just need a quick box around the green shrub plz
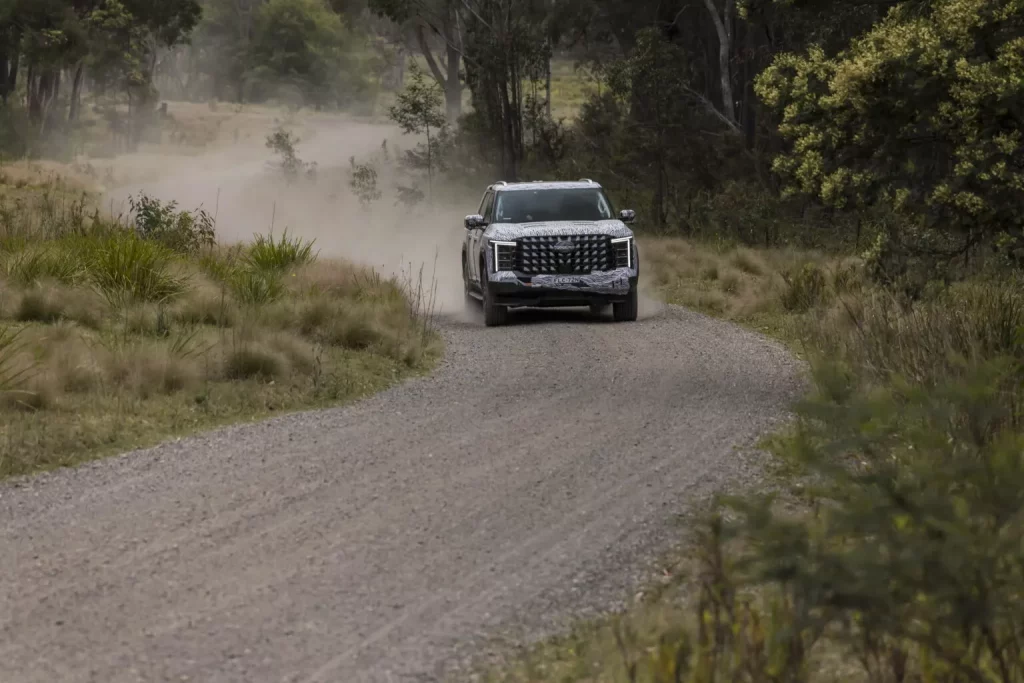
[128,193,216,254]
[231,268,284,305]
[3,246,83,286]
[720,283,1024,683]
[198,246,245,282]
[246,230,317,272]
[85,233,186,304]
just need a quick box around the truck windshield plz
[493,188,614,223]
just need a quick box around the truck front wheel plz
[613,288,638,322]
[481,271,508,327]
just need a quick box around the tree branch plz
[416,23,448,86]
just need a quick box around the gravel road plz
[0,304,801,683]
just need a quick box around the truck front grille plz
[517,235,613,275]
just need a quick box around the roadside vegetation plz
[0,173,440,479]
[3,0,1024,680]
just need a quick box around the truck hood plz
[485,220,634,241]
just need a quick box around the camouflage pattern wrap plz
[483,227,638,295]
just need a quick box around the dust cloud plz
[104,117,477,317]
[102,113,663,322]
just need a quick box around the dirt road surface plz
[0,304,800,683]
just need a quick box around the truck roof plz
[488,179,603,192]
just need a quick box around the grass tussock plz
[642,237,855,343]
[245,229,317,272]
[493,240,1024,683]
[0,175,440,479]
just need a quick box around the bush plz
[246,230,317,272]
[720,284,1024,683]
[84,233,186,304]
[128,193,216,255]
[3,246,83,286]
[231,268,284,305]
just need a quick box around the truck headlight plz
[611,236,633,269]
[491,240,517,272]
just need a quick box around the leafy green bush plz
[128,193,216,255]
[723,284,1024,683]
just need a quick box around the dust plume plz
[104,116,477,316]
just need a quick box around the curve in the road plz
[0,305,802,683]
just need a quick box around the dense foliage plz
[759,0,1024,265]
[0,0,200,151]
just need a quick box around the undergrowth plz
[489,239,1024,683]
[0,178,440,479]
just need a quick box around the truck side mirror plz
[465,214,486,230]
[619,209,636,224]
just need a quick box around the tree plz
[0,0,199,142]
[231,0,368,108]
[192,0,266,101]
[388,63,447,196]
[368,0,465,122]
[757,0,1024,260]
[580,28,733,231]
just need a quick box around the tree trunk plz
[27,65,42,125]
[69,62,86,123]
[702,0,737,125]
[0,33,20,103]
[499,70,518,181]
[545,48,552,118]
[445,40,462,122]
[416,22,462,123]
[395,46,406,89]
[0,53,8,103]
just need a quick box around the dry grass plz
[640,237,858,347]
[0,173,441,479]
[487,241,1024,683]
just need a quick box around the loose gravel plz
[0,304,802,683]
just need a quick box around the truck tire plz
[613,287,638,322]
[481,275,508,327]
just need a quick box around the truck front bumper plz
[487,268,638,308]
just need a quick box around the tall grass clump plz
[246,229,317,272]
[3,245,83,285]
[0,325,31,391]
[84,233,186,304]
